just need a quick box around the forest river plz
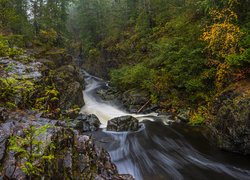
[80,71,250,180]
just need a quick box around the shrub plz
[189,106,208,125]
[0,35,24,57]
[9,125,55,178]
[110,64,152,90]
[34,86,61,119]
[0,76,35,108]
[38,28,58,46]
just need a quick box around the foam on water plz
[80,71,250,180]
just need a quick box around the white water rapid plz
[80,71,250,180]
[80,71,167,127]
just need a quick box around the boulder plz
[76,113,88,121]
[210,81,250,155]
[96,88,118,101]
[83,114,101,132]
[71,114,101,132]
[107,115,139,132]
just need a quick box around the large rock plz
[1,51,84,120]
[96,87,158,114]
[66,114,101,132]
[38,54,85,119]
[0,110,133,179]
[82,114,101,132]
[107,115,139,132]
[210,81,250,155]
[97,88,118,101]
[53,64,85,111]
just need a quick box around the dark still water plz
[91,121,250,180]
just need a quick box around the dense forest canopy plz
[0,0,250,124]
[0,0,72,46]
[68,0,250,124]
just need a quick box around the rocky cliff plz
[209,80,250,155]
[0,110,133,179]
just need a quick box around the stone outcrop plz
[37,51,85,114]
[0,50,85,119]
[97,87,159,114]
[58,114,101,132]
[107,115,140,132]
[0,110,134,179]
[209,80,250,155]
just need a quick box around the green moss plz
[0,76,35,108]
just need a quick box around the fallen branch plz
[137,99,151,113]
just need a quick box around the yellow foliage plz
[39,28,57,40]
[201,2,243,59]
[38,28,58,46]
[216,62,230,90]
[201,0,243,90]
[189,106,209,125]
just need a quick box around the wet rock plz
[58,81,84,110]
[119,174,135,180]
[76,113,88,121]
[0,107,8,122]
[0,129,8,162]
[72,119,85,130]
[210,81,250,155]
[122,89,149,113]
[0,110,133,179]
[52,64,85,112]
[82,114,101,132]
[176,109,190,123]
[144,105,159,113]
[36,51,85,118]
[107,115,139,132]
[97,88,118,101]
[59,114,101,132]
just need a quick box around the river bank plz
[92,76,250,156]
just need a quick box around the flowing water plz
[80,71,250,180]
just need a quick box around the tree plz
[201,0,243,89]
[201,0,243,59]
[0,0,20,33]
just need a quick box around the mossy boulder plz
[210,80,250,155]
[107,115,140,132]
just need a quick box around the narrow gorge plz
[0,0,250,179]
